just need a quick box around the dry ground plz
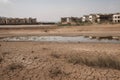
[0,24,120,80]
[0,42,120,80]
[0,24,120,37]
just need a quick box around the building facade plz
[82,14,98,23]
[82,14,116,24]
[97,14,113,23]
[82,15,89,22]
[88,14,99,23]
[112,13,120,23]
[61,17,82,25]
[0,17,37,25]
[61,13,120,25]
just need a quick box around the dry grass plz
[50,53,61,58]
[0,55,3,63]
[49,66,62,77]
[2,52,10,56]
[66,53,120,70]
[44,30,49,32]
[7,63,24,71]
[0,52,10,63]
[49,66,69,78]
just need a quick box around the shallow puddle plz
[0,36,120,43]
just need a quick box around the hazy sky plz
[0,0,120,22]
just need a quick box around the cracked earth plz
[0,42,120,80]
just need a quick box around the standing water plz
[0,36,120,43]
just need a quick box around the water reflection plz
[0,36,120,43]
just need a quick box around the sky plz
[0,0,120,22]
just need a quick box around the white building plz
[89,15,93,22]
[88,14,98,23]
[82,14,98,23]
[113,13,120,23]
[96,14,100,23]
[61,17,82,25]
[82,15,89,22]
[82,16,86,22]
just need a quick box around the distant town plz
[0,12,120,25]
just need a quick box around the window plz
[118,20,120,22]
[115,20,117,23]
[115,16,117,18]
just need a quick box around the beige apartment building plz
[0,17,37,25]
[113,13,120,23]
[61,17,82,25]
[82,13,120,24]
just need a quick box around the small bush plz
[7,63,24,71]
[50,53,61,58]
[96,56,120,70]
[31,51,34,53]
[67,54,120,70]
[67,54,83,65]
[0,52,10,63]
[2,52,10,57]
[33,56,39,59]
[49,66,69,79]
[49,67,62,77]
[42,47,48,50]
[44,30,48,32]
[0,56,3,63]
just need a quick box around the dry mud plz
[0,42,120,80]
[0,24,120,37]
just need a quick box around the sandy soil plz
[0,42,120,80]
[0,24,120,37]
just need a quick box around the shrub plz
[42,47,48,50]
[44,30,48,32]
[50,53,61,58]
[7,63,24,71]
[49,67,62,77]
[31,51,34,53]
[2,52,10,57]
[0,55,3,63]
[67,54,120,70]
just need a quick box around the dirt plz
[0,24,120,80]
[0,24,120,37]
[0,42,120,80]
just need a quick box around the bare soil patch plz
[0,42,120,80]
